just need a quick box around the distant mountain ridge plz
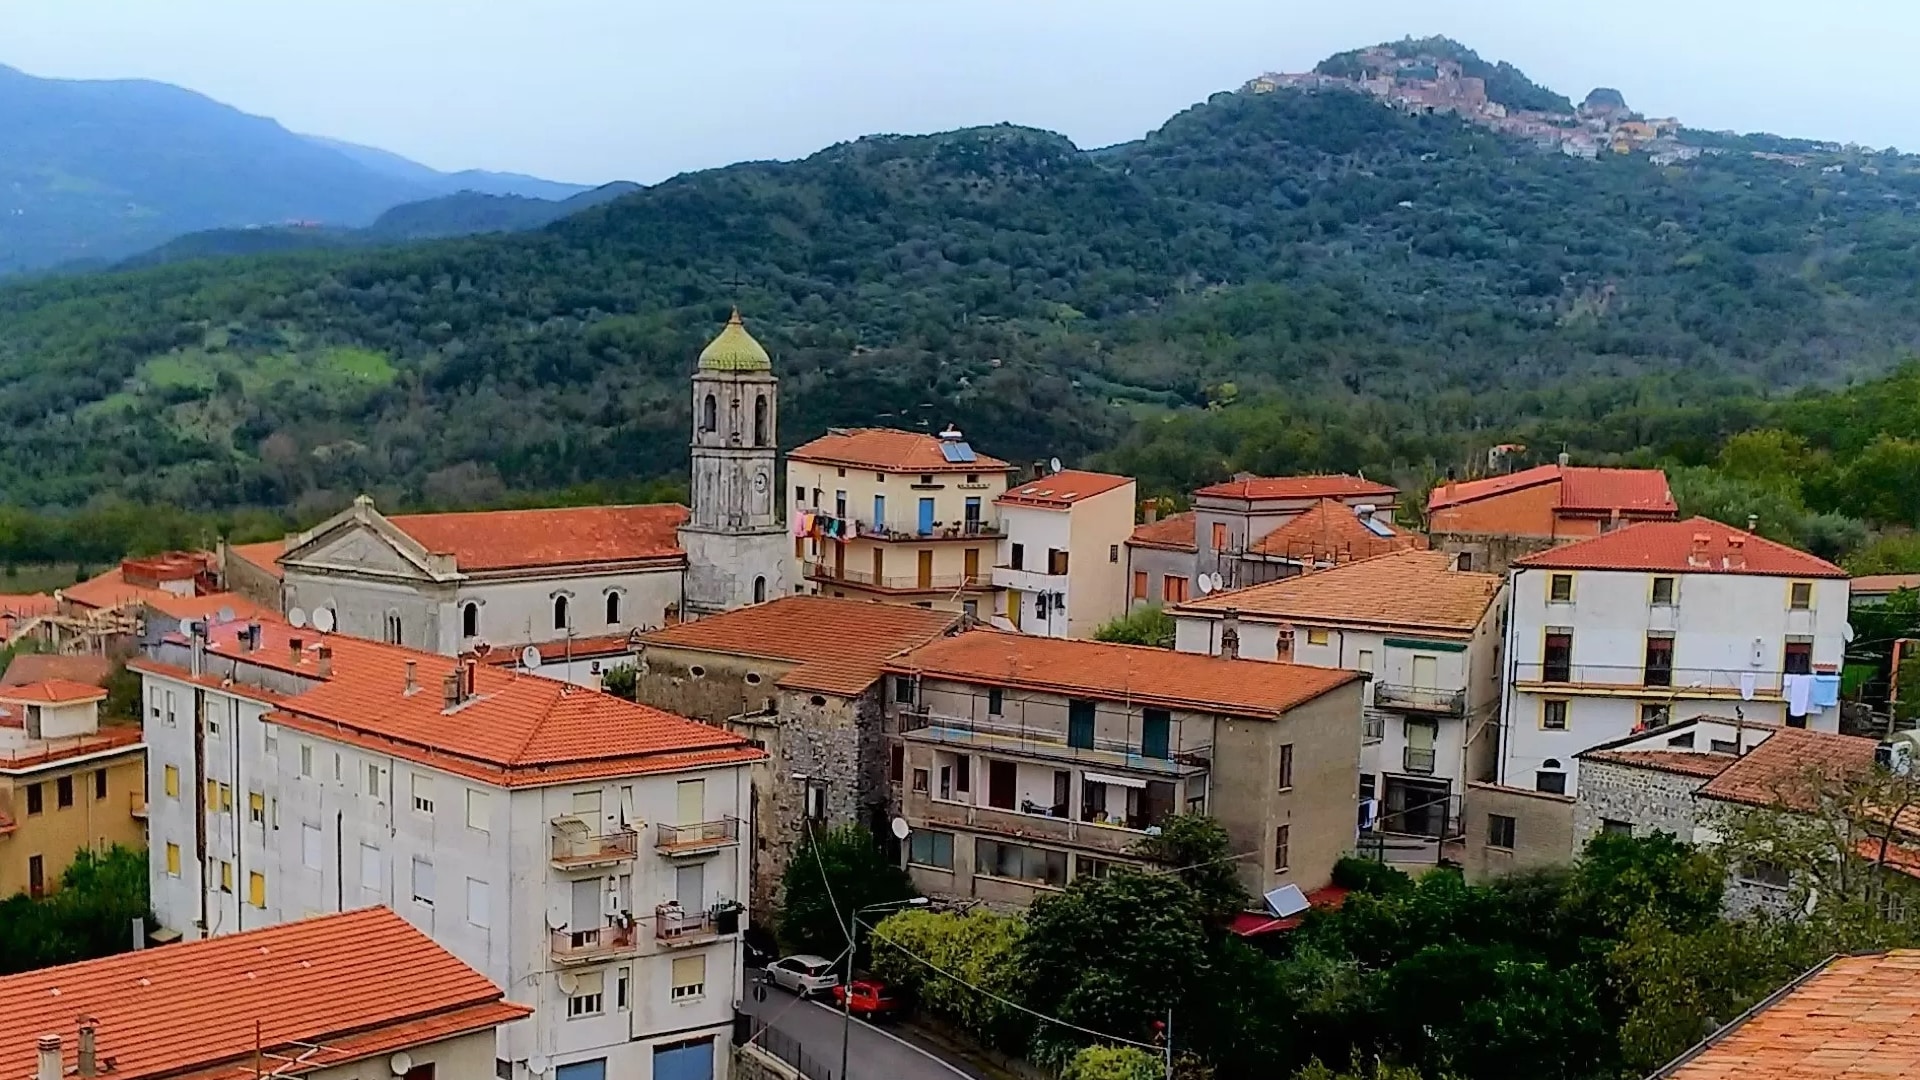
[0,63,596,274]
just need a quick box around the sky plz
[1,1,1911,185]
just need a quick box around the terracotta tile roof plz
[997,470,1133,509]
[0,907,529,1080]
[1127,511,1197,553]
[1697,726,1880,813]
[386,504,689,572]
[1514,517,1846,578]
[1173,550,1502,636]
[132,617,763,788]
[144,590,276,624]
[1425,463,1674,515]
[0,592,56,636]
[643,595,960,696]
[225,540,287,581]
[1245,499,1424,563]
[0,653,112,688]
[60,567,183,611]
[1193,474,1398,502]
[1852,574,1920,596]
[0,679,109,704]
[789,428,1010,473]
[1580,748,1738,780]
[885,629,1362,719]
[1657,951,1920,1079]
[1426,463,1561,510]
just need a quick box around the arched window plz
[701,394,717,433]
[461,602,478,639]
[606,592,621,626]
[553,595,570,631]
[753,394,769,447]
[753,576,767,604]
[384,610,403,645]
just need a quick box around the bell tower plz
[679,309,789,616]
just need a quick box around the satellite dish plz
[215,606,234,625]
[545,903,566,930]
[556,971,579,995]
[1844,622,1857,644]
[388,1052,414,1077]
[890,816,911,840]
[287,607,308,629]
[1196,576,1213,595]
[528,1056,551,1075]
[521,645,543,670]
[1048,457,1062,474]
[1210,573,1225,593]
[312,608,336,634]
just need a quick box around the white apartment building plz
[135,617,763,1080]
[1172,549,1505,839]
[1500,517,1848,795]
[992,469,1136,638]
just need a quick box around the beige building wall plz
[309,1027,501,1080]
[0,749,146,897]
[1065,483,1137,638]
[790,459,1007,614]
[1210,683,1363,897]
[1458,781,1575,883]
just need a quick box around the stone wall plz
[1572,760,1704,848]
[1459,781,1575,883]
[734,1044,805,1080]
[1428,531,1559,577]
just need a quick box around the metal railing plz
[1403,746,1437,775]
[655,817,740,854]
[747,1018,833,1080]
[549,922,638,963]
[550,827,639,866]
[1373,683,1467,717]
[802,562,987,592]
[808,515,1003,543]
[654,904,733,945]
[897,708,1212,770]
[910,790,1165,855]
[1362,711,1386,745]
[1513,662,1789,696]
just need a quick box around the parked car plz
[763,954,840,998]
[832,978,905,1020]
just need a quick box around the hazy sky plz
[2,1,1909,185]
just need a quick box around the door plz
[918,550,934,589]
[965,497,982,530]
[964,548,980,584]
[988,760,1016,809]
[1052,771,1071,816]
[675,862,704,911]
[919,497,936,535]
[556,1061,608,1080]
[872,548,885,584]
[1068,700,1096,749]
[873,495,886,530]
[833,539,845,578]
[1006,589,1021,629]
[653,1039,715,1080]
[27,855,43,898]
[1412,655,1438,690]
[1141,708,1171,759]
[570,878,600,938]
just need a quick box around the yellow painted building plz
[789,427,1010,615]
[0,681,145,898]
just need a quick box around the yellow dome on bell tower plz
[697,308,772,372]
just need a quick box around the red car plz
[831,978,905,1019]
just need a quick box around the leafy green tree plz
[600,664,638,701]
[1846,532,1920,575]
[1130,814,1245,921]
[1329,856,1413,897]
[1293,1056,1437,1080]
[1095,606,1176,649]
[1563,831,1722,938]
[870,908,1030,1052]
[1062,1045,1163,1080]
[0,845,151,975]
[777,824,912,958]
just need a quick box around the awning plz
[1082,771,1146,790]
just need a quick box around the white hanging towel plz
[1785,673,1814,717]
[1739,671,1757,701]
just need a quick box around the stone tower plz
[679,309,789,616]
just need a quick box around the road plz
[740,979,987,1080]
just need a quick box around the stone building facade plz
[1570,756,1710,848]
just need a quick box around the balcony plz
[809,515,1003,543]
[803,562,990,594]
[907,789,1150,858]
[1372,683,1466,717]
[991,564,1069,594]
[654,903,740,948]
[1402,746,1437,775]
[550,819,639,870]
[897,708,1210,776]
[1362,711,1386,745]
[1512,663,1787,701]
[655,817,740,857]
[130,791,148,820]
[550,922,639,965]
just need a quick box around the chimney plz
[1726,535,1747,570]
[36,1035,60,1080]
[404,660,418,695]
[189,620,207,678]
[1747,513,1759,534]
[78,1019,96,1078]
[463,657,478,698]
[1031,460,1047,481]
[442,671,462,710]
[289,637,304,665]
[1142,499,1160,525]
[243,622,261,652]
[315,645,333,677]
[1557,451,1570,468]
[1220,608,1241,662]
[1688,532,1711,567]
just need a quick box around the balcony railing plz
[1362,711,1386,745]
[1403,746,1437,775]
[550,922,639,965]
[1372,683,1467,717]
[655,817,740,856]
[1512,663,1791,698]
[654,904,740,947]
[897,708,1211,772]
[908,791,1154,857]
[809,515,1004,542]
[803,562,989,593]
[550,825,639,869]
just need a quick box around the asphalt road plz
[740,980,986,1080]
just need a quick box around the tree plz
[1062,1045,1163,1080]
[600,664,638,701]
[0,845,151,975]
[870,908,1030,1052]
[1130,814,1245,921]
[777,823,913,959]
[1563,831,1722,938]
[1294,1057,1434,1080]
[1095,606,1176,649]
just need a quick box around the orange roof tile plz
[0,592,57,635]
[1697,726,1880,813]
[643,595,959,696]
[225,540,287,581]
[60,567,184,611]
[0,907,529,1080]
[144,590,276,623]
[885,629,1362,719]
[1426,463,1562,510]
[1127,511,1197,553]
[1245,499,1424,563]
[1852,574,1920,596]
[1193,474,1398,502]
[1515,517,1846,578]
[387,504,688,572]
[1580,747,1738,780]
[1174,550,1502,636]
[789,428,1011,474]
[132,617,763,788]
[1658,951,1920,1079]
[0,653,112,688]
[1425,463,1673,515]
[0,679,109,704]
[997,470,1133,509]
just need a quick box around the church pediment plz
[278,496,459,583]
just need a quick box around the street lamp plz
[841,897,929,1079]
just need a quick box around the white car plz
[764,954,840,998]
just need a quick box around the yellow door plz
[1006,590,1021,629]
[872,548,885,584]
[918,550,934,589]
[963,548,979,584]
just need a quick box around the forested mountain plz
[6,45,1920,544]
[0,64,590,273]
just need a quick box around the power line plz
[803,814,853,947]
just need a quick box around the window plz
[912,768,929,793]
[1789,581,1813,610]
[412,857,434,905]
[24,783,41,815]
[1548,573,1574,603]
[754,576,767,603]
[553,595,570,631]
[1741,859,1791,889]
[1536,769,1567,795]
[700,393,717,433]
[1047,549,1069,575]
[753,394,769,446]
[1710,738,1740,755]
[1273,825,1291,871]
[1643,635,1674,687]
[889,744,904,785]
[1076,855,1117,881]
[909,829,955,870]
[462,602,479,638]
[1602,819,1633,838]
[1306,629,1329,647]
[163,765,179,799]
[1784,640,1814,676]
[616,966,631,1010]
[1456,551,1473,572]
[467,877,490,929]
[411,774,434,815]
[220,861,234,893]
[360,844,381,890]
[672,955,707,1001]
[1277,743,1295,790]
[27,855,42,899]
[248,791,265,825]
[1132,571,1148,600]
[205,699,220,738]
[1488,814,1516,849]
[1651,576,1676,605]
[466,789,490,832]
[1542,632,1573,683]
[164,842,181,877]
[835,489,847,518]
[1109,544,1120,563]
[302,823,323,869]
[1010,543,1025,570]
[367,763,381,797]
[299,744,313,777]
[894,676,915,704]
[1211,522,1229,550]
[567,970,605,1017]
[1640,703,1670,728]
[974,838,1068,887]
[332,753,341,783]
[605,591,621,626]
[247,870,266,908]
[1163,576,1189,603]
[1666,731,1696,749]
[383,611,402,645]
[987,688,1004,715]
[263,724,277,756]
